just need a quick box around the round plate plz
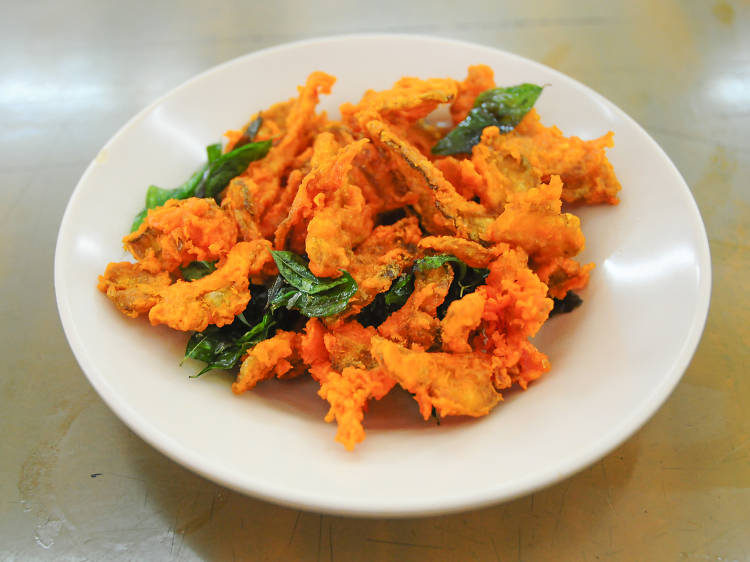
[55,34,711,517]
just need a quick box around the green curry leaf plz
[432,83,543,155]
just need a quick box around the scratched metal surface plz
[1,1,748,560]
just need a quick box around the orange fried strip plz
[229,72,335,230]
[470,125,541,213]
[473,246,553,388]
[366,120,493,240]
[316,364,395,451]
[440,291,486,354]
[341,76,458,131]
[418,236,495,268]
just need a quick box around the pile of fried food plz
[98,65,620,450]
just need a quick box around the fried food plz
[100,67,622,450]
[370,336,503,420]
[377,264,453,350]
[232,331,302,394]
[97,262,172,318]
[124,197,238,273]
[487,108,621,205]
[148,240,271,332]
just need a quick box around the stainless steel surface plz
[2,1,748,560]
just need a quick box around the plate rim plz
[54,32,712,517]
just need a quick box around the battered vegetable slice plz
[487,108,621,205]
[124,198,238,274]
[232,330,303,394]
[148,240,273,332]
[371,336,503,420]
[485,175,593,298]
[377,264,453,350]
[343,217,422,318]
[97,262,171,318]
[366,119,493,239]
[473,246,553,389]
[222,71,336,240]
[341,76,459,131]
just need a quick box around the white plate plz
[55,34,711,517]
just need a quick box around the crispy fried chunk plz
[370,336,503,420]
[489,109,621,205]
[440,291,486,354]
[343,217,422,316]
[148,241,268,332]
[378,264,454,350]
[124,198,238,273]
[366,120,493,239]
[97,262,171,318]
[418,236,495,268]
[232,331,301,394]
[473,246,553,388]
[485,176,585,263]
[341,76,459,131]
[316,364,395,451]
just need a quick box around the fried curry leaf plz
[179,260,217,281]
[195,139,272,199]
[357,273,415,328]
[206,142,223,163]
[184,284,282,376]
[270,251,358,317]
[550,291,583,316]
[130,139,271,232]
[432,83,543,155]
[246,113,263,141]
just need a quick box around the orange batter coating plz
[440,291,486,354]
[450,64,496,124]
[97,262,172,318]
[370,336,504,420]
[148,240,271,332]
[487,109,621,205]
[469,125,541,213]
[341,76,458,132]
[473,246,553,389]
[100,67,622,451]
[342,217,422,317]
[377,264,453,350]
[299,319,396,450]
[124,198,238,273]
[232,331,302,394]
[366,120,494,240]
[316,364,395,451]
[418,236,495,268]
